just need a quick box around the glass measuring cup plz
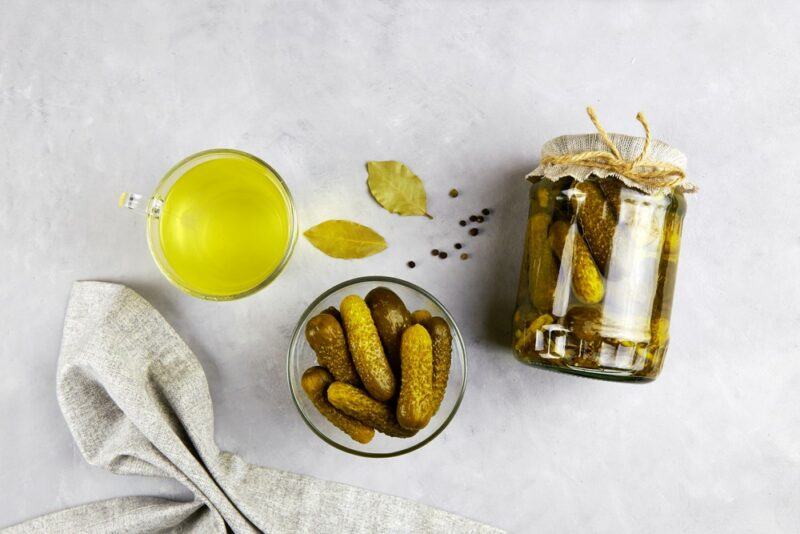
[120,148,297,301]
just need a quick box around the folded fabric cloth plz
[6,282,500,534]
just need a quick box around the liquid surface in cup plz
[155,154,291,298]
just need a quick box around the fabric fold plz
[6,281,500,534]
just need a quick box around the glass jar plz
[512,176,686,382]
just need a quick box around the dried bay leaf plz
[304,220,388,259]
[366,160,432,219]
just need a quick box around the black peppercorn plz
[438,251,448,259]
[454,243,462,249]
[476,216,484,223]
[469,215,478,222]
[407,261,416,268]
[481,208,490,215]
[431,249,439,256]
[459,220,467,226]
[469,228,479,236]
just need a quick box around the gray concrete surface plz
[1,1,798,532]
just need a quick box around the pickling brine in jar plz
[512,108,695,382]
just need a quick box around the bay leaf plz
[367,160,432,219]
[303,220,388,259]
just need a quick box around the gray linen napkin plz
[6,281,500,534]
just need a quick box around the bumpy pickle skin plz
[527,186,559,312]
[327,382,417,438]
[649,263,676,347]
[410,309,432,324]
[597,178,623,219]
[305,313,361,386]
[340,295,396,401]
[648,193,684,349]
[397,325,434,430]
[571,181,616,274]
[549,220,605,304]
[515,240,531,304]
[422,317,452,416]
[365,287,412,374]
[661,202,684,261]
[301,367,375,444]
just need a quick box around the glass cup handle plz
[118,192,163,218]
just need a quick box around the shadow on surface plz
[477,163,532,354]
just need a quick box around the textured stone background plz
[1,1,798,532]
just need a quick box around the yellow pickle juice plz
[512,108,696,382]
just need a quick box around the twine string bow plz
[540,107,686,190]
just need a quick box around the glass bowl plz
[287,276,467,457]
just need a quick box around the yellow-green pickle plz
[301,286,454,444]
[513,177,686,381]
[513,108,695,382]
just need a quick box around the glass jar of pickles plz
[512,109,695,382]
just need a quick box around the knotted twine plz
[528,107,697,195]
